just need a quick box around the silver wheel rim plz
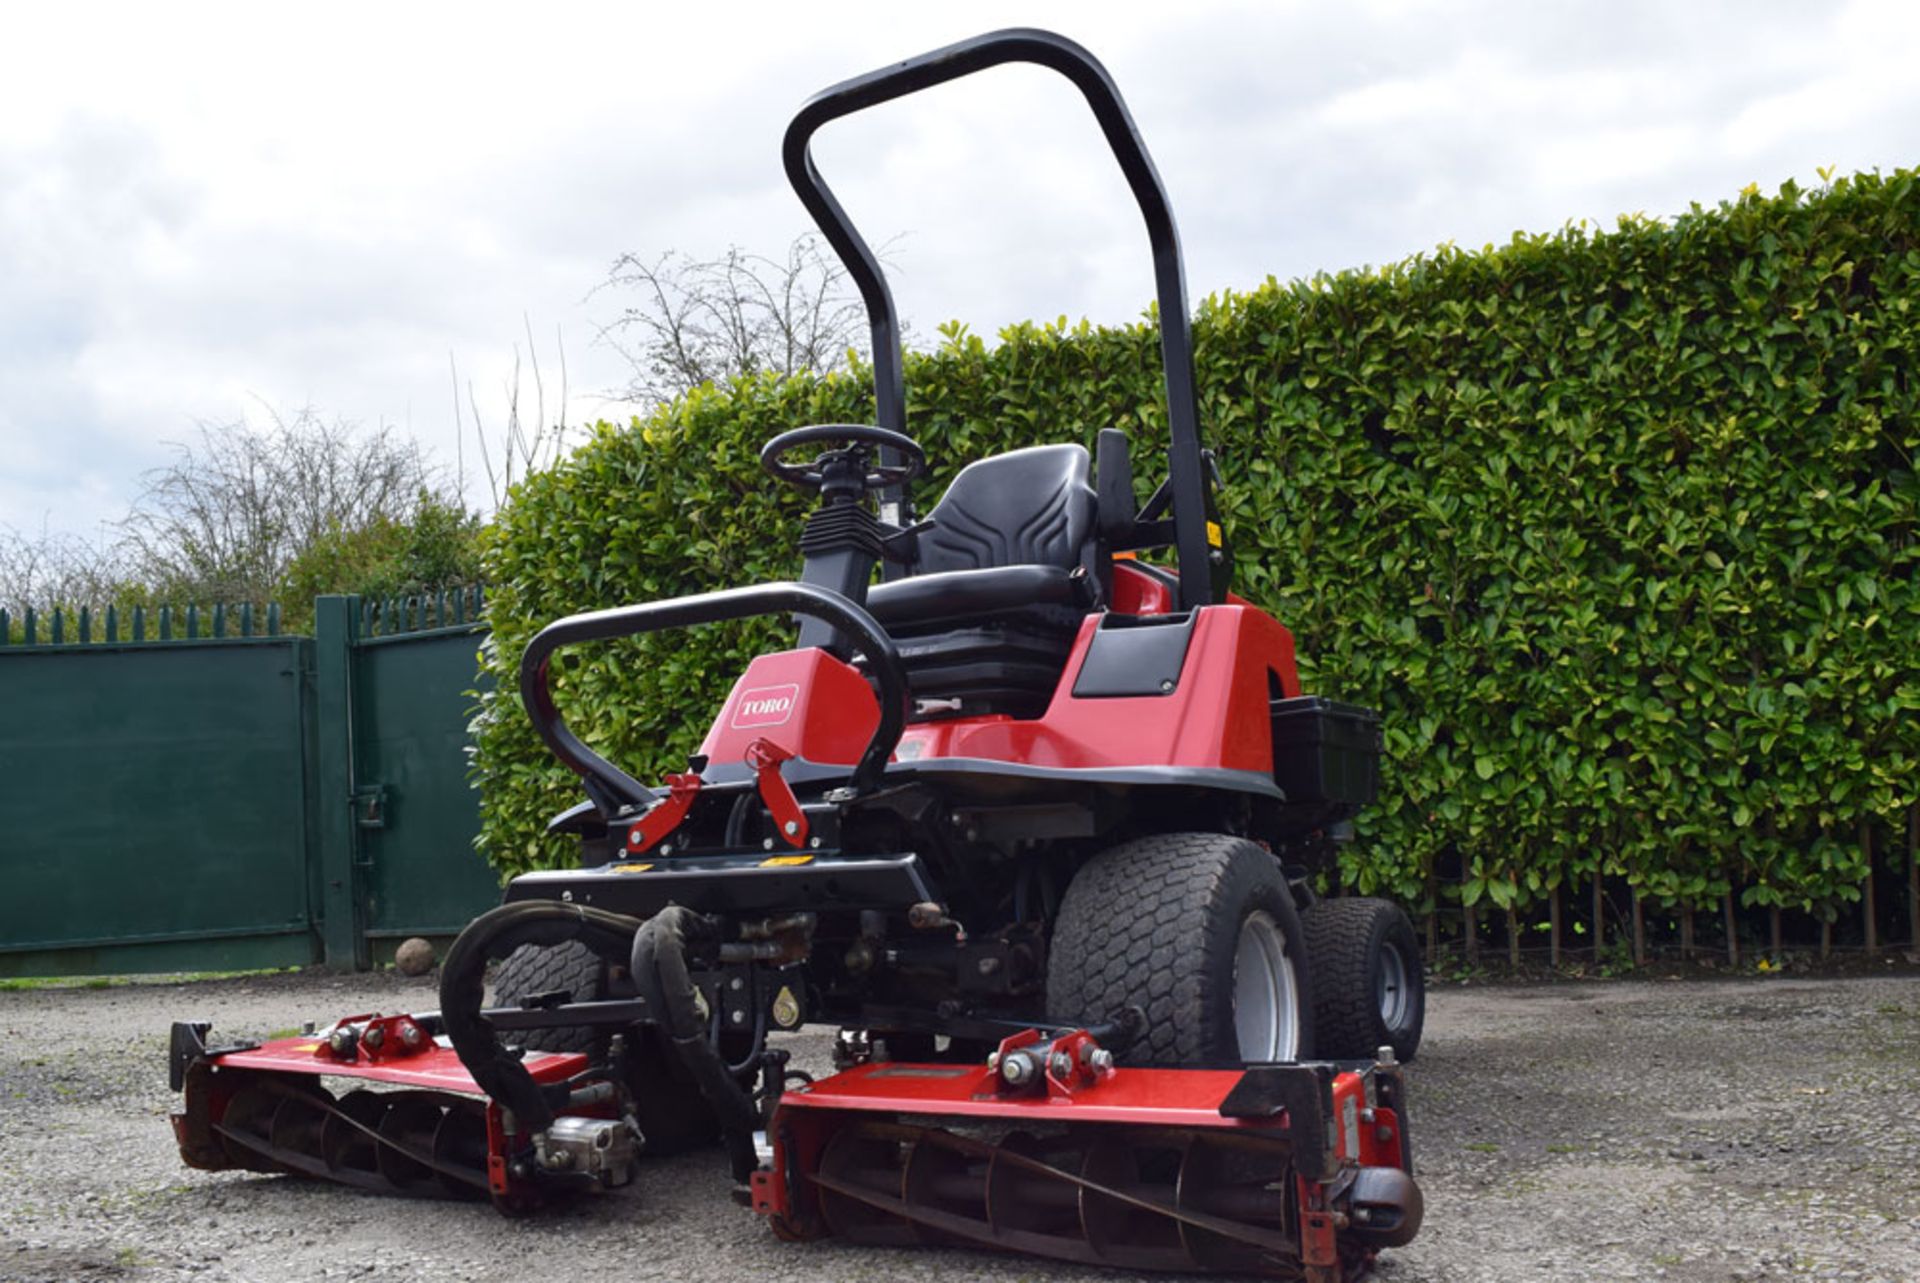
[1233,910,1300,1061]
[1377,940,1410,1033]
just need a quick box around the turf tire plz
[1301,897,1425,1061]
[1046,832,1315,1066]
[490,940,606,1054]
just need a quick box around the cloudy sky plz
[4,0,1915,545]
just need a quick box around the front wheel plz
[1046,833,1314,1066]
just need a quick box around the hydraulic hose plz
[439,900,646,1134]
[630,905,762,1182]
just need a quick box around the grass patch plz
[0,976,126,992]
[0,967,302,991]
[1464,1142,1501,1153]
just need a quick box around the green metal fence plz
[0,590,499,976]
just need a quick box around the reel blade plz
[803,1118,1310,1277]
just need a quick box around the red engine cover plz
[698,647,880,766]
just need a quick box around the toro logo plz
[731,684,799,729]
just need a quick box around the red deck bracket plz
[313,1012,434,1064]
[745,737,808,848]
[988,1027,1112,1099]
[625,771,703,853]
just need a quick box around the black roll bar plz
[519,582,909,813]
[783,27,1223,611]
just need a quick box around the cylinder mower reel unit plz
[168,27,1426,1281]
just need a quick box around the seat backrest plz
[918,444,1098,575]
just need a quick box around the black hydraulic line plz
[438,901,648,1134]
[783,28,1225,610]
[629,906,762,1182]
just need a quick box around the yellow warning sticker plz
[1206,520,1223,547]
[760,854,815,867]
[609,862,654,874]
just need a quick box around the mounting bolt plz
[731,1011,747,1026]
[560,890,574,902]
[784,820,800,836]
[658,844,673,857]
[1089,1048,1115,1074]
[1049,1052,1073,1079]
[809,836,822,849]
[1000,1052,1034,1086]
[730,976,745,991]
[1376,1045,1398,1067]
[1160,679,1176,693]
[976,956,1001,976]
[986,1052,1001,1071]
[763,838,776,850]
[629,828,644,846]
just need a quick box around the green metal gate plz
[322,596,500,969]
[0,592,501,977]
[0,634,315,976]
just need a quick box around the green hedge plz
[475,171,1920,934]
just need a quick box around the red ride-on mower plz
[171,29,1424,1280]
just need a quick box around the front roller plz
[751,1025,1423,1281]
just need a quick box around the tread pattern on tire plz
[489,941,605,1055]
[1046,832,1307,1067]
[1301,896,1424,1061]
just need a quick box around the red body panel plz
[896,605,1299,774]
[781,1058,1296,1130]
[693,581,1302,780]
[205,1035,586,1094]
[698,646,881,766]
[1109,559,1178,615]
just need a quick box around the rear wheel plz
[490,941,721,1154]
[1046,833,1314,1066]
[1301,897,1425,1061]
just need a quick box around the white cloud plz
[1,0,1914,543]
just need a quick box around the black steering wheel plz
[759,424,927,495]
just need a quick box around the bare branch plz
[115,408,455,605]
[592,232,891,406]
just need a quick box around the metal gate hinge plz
[352,787,388,829]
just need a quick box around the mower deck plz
[172,1014,1419,1281]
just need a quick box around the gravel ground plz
[2,968,1917,1283]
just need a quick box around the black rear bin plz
[1270,697,1381,806]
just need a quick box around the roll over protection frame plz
[519,581,909,816]
[782,27,1227,610]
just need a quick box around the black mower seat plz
[864,444,1102,717]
